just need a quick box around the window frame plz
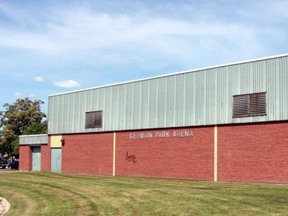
[85,110,103,129]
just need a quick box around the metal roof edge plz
[19,134,48,138]
[49,53,288,97]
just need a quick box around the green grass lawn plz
[1,172,288,216]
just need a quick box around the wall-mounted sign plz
[129,129,193,139]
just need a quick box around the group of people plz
[0,154,18,168]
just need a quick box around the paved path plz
[0,197,10,216]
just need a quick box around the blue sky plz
[0,0,288,113]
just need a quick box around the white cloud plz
[34,76,44,82]
[0,1,287,77]
[14,92,22,97]
[0,3,259,58]
[29,94,36,98]
[54,80,80,88]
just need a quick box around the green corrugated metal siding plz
[19,134,48,145]
[48,54,288,134]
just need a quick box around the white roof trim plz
[19,134,48,138]
[49,53,288,97]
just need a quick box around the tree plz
[0,98,47,155]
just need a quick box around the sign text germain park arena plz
[129,129,193,139]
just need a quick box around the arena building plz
[19,54,288,184]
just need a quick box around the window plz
[233,92,266,118]
[85,111,103,128]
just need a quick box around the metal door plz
[31,146,41,171]
[51,148,62,173]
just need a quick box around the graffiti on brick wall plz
[126,152,137,164]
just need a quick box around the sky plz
[0,0,288,113]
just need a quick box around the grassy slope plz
[0,172,288,216]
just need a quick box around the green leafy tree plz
[0,98,47,155]
[23,120,48,135]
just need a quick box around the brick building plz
[19,54,288,184]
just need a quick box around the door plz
[31,146,41,171]
[51,148,62,173]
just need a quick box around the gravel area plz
[0,197,10,216]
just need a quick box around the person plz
[7,156,13,168]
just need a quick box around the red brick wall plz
[16,121,286,183]
[61,133,113,175]
[116,127,214,180]
[19,144,48,171]
[218,122,288,184]
[41,144,51,172]
[19,145,31,170]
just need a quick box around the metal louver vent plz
[233,92,266,118]
[85,111,103,129]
